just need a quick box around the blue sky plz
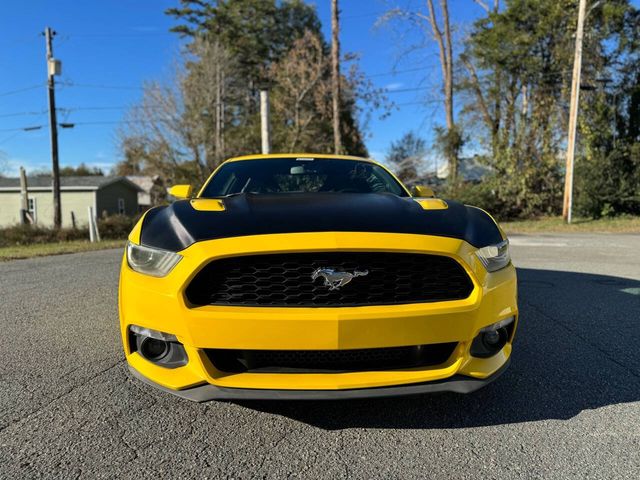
[1,0,629,176]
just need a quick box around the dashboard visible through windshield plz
[200,158,408,197]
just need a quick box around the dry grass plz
[2,215,638,261]
[0,240,125,261]
[500,215,640,234]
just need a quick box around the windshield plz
[200,158,408,197]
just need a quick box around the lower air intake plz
[206,343,458,373]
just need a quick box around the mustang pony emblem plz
[311,268,369,291]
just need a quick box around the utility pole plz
[331,0,342,154]
[44,27,62,229]
[260,89,271,154]
[562,0,587,224]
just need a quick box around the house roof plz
[126,175,158,206]
[0,176,143,192]
[126,175,156,193]
[436,156,492,181]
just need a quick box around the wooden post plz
[88,206,96,242]
[562,0,587,224]
[260,89,271,154]
[19,167,32,224]
[94,214,101,242]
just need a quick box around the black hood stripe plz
[140,192,503,251]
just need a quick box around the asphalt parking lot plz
[1,233,639,479]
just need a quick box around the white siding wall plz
[0,192,22,226]
[0,190,96,228]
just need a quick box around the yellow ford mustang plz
[120,154,517,401]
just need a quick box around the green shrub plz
[97,214,139,240]
[574,143,640,218]
[0,224,88,247]
[440,181,507,217]
[0,214,139,247]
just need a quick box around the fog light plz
[128,325,188,368]
[140,337,170,361]
[483,330,501,346]
[470,317,515,358]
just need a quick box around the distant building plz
[126,175,166,211]
[437,156,492,182]
[0,176,142,228]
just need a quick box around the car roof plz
[224,153,379,165]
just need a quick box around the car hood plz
[139,192,503,251]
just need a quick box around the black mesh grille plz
[185,252,473,307]
[206,343,458,373]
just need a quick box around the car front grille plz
[206,343,458,373]
[185,252,473,307]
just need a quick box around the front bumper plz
[129,358,511,401]
[119,231,518,400]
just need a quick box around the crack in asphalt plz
[524,299,640,380]
[335,432,351,479]
[0,360,125,434]
[257,430,290,472]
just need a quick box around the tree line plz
[383,0,640,219]
[116,0,640,219]
[115,0,387,186]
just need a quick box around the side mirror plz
[410,185,435,198]
[168,184,193,200]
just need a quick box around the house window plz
[117,198,126,215]
[27,197,37,224]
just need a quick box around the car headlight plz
[475,239,510,272]
[126,241,182,277]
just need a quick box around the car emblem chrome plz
[311,268,369,291]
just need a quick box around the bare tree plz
[118,39,238,184]
[270,31,331,151]
[118,77,203,183]
[386,131,428,183]
[472,0,499,13]
[379,1,460,183]
[183,38,238,166]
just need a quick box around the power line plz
[368,65,440,78]
[381,86,436,94]
[0,105,163,119]
[0,125,45,133]
[66,120,149,126]
[61,106,132,111]
[0,84,44,97]
[0,110,47,118]
[0,132,20,145]
[66,32,170,38]
[342,10,386,20]
[0,118,154,133]
[394,100,442,106]
[58,81,143,91]
[59,105,163,112]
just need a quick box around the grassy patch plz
[500,215,640,234]
[0,240,125,261]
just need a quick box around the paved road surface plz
[1,234,639,479]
